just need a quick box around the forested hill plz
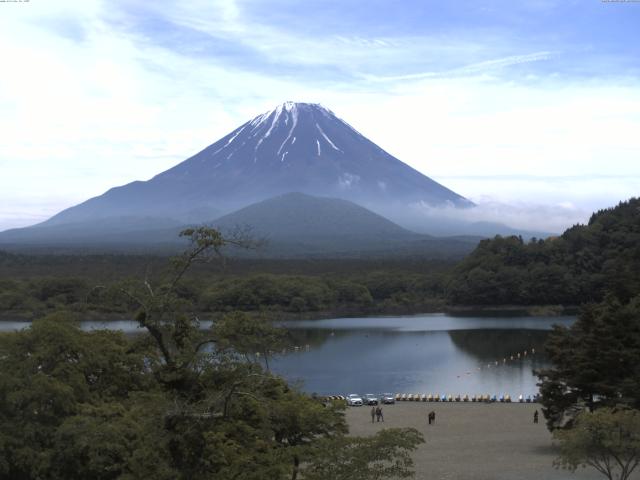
[446,198,640,306]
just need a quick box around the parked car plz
[363,394,379,405]
[381,393,396,404]
[346,394,363,406]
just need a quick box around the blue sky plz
[0,0,639,232]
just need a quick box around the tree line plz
[447,198,640,307]
[0,270,448,319]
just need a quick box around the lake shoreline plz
[0,303,579,322]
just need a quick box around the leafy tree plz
[537,294,640,429]
[554,408,640,480]
[0,313,155,480]
[302,428,424,480]
[211,311,287,371]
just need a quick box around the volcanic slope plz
[38,102,471,227]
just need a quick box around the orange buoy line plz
[452,348,537,380]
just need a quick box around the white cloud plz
[409,175,640,233]
[363,51,557,82]
[411,200,589,235]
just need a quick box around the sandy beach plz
[345,402,624,480]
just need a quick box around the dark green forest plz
[0,255,451,320]
[447,198,640,307]
[1,198,639,319]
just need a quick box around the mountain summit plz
[42,102,471,227]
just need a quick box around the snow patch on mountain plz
[277,107,299,154]
[316,123,342,152]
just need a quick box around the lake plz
[272,314,574,398]
[0,313,573,398]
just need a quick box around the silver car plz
[381,393,396,404]
[346,394,363,406]
[363,394,379,405]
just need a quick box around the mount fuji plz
[36,102,471,227]
[0,102,486,253]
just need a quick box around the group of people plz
[368,406,540,426]
[370,406,384,422]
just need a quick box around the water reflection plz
[272,315,573,397]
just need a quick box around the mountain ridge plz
[0,192,480,258]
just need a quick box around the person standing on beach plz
[533,410,539,424]
[376,406,383,422]
[371,406,376,423]
[428,411,435,425]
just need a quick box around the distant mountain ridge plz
[0,192,479,258]
[213,192,415,239]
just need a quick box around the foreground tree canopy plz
[554,408,640,480]
[0,228,424,480]
[537,294,640,429]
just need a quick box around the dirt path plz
[346,402,619,480]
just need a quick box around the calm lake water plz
[273,314,575,398]
[0,314,574,398]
